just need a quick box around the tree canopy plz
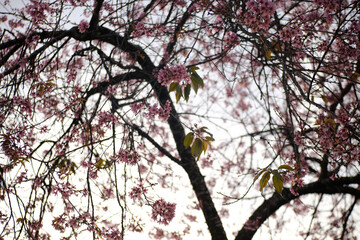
[1,0,360,239]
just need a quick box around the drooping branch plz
[235,175,360,240]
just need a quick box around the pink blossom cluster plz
[0,15,7,23]
[100,226,123,240]
[97,111,118,128]
[111,149,140,165]
[314,0,342,13]
[130,102,144,114]
[26,0,52,26]
[67,67,77,83]
[157,64,190,86]
[316,121,336,150]
[279,27,302,43]
[79,160,100,180]
[52,182,78,200]
[129,183,147,201]
[144,100,171,121]
[78,19,90,33]
[132,22,146,38]
[13,96,32,115]
[8,19,24,29]
[151,199,176,225]
[15,171,28,184]
[132,21,168,38]
[52,212,92,234]
[101,186,114,200]
[243,0,276,32]
[1,133,31,160]
[224,31,240,50]
[63,0,89,7]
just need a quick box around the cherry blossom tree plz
[1,0,360,239]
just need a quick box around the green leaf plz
[175,84,182,103]
[192,72,204,88]
[205,136,214,142]
[191,138,203,157]
[259,171,270,191]
[95,158,104,169]
[184,84,191,101]
[202,140,208,153]
[70,162,78,174]
[253,168,267,183]
[191,75,199,93]
[184,132,194,148]
[189,66,199,72]
[278,164,294,171]
[169,82,178,92]
[272,170,284,194]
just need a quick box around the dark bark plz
[89,0,104,31]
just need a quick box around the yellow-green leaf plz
[278,164,294,171]
[175,85,182,103]
[169,82,178,92]
[194,72,204,88]
[253,168,268,183]
[95,158,104,169]
[191,138,203,157]
[189,66,199,72]
[202,140,208,153]
[265,49,271,60]
[191,75,199,93]
[205,136,214,142]
[70,162,78,174]
[259,171,270,191]
[184,132,194,148]
[272,170,284,194]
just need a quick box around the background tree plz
[1,0,360,239]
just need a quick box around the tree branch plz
[89,0,104,31]
[235,175,360,240]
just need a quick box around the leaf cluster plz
[184,127,214,161]
[254,165,294,194]
[169,66,204,102]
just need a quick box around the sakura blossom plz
[151,199,176,225]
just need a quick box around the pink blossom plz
[101,226,123,240]
[26,0,52,26]
[67,68,77,82]
[78,19,90,33]
[112,149,140,165]
[151,199,176,225]
[158,101,171,121]
[157,65,190,86]
[143,100,171,121]
[101,186,114,200]
[130,102,144,114]
[15,171,28,184]
[97,111,117,128]
[133,21,145,38]
[129,183,147,201]
[52,182,77,200]
[224,31,240,49]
